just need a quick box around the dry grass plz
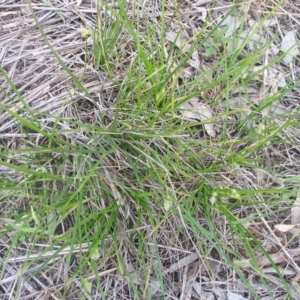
[1,0,300,299]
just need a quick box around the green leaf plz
[0,160,63,181]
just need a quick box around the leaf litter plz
[179,97,216,137]
[280,30,299,65]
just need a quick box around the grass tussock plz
[1,0,300,299]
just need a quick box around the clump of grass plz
[1,0,300,298]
